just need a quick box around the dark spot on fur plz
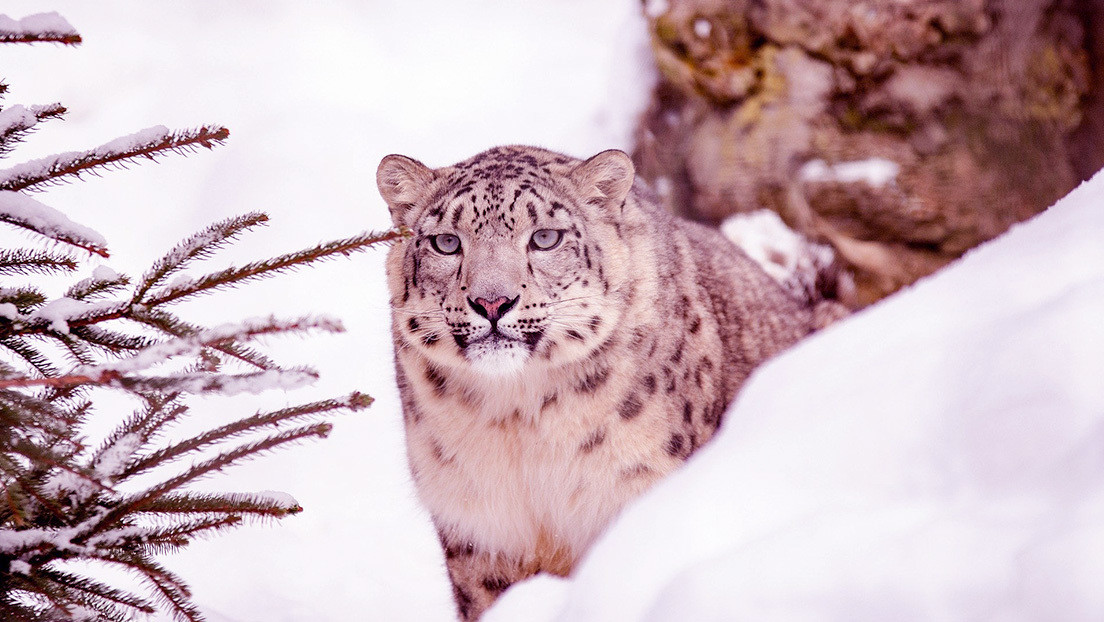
[444,540,476,560]
[621,463,653,479]
[431,439,454,465]
[541,393,558,411]
[425,364,448,396]
[482,576,512,594]
[408,317,420,332]
[642,374,656,394]
[689,316,701,334]
[453,584,474,620]
[576,367,611,393]
[682,400,693,424]
[666,433,685,457]
[670,340,685,364]
[522,330,544,350]
[588,316,602,332]
[566,329,585,341]
[580,428,607,453]
[618,394,644,420]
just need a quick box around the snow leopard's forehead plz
[417,146,585,237]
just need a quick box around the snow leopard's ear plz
[377,154,437,227]
[570,149,635,214]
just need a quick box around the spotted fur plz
[378,146,818,620]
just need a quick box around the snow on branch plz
[0,12,81,46]
[0,104,67,157]
[0,125,229,193]
[0,190,109,257]
[0,315,344,391]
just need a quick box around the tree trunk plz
[634,0,1100,305]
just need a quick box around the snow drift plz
[487,169,1104,621]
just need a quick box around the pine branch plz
[0,13,81,46]
[95,516,244,556]
[112,367,320,396]
[0,315,341,390]
[133,212,268,302]
[140,492,304,518]
[0,191,109,257]
[128,308,278,370]
[85,552,201,622]
[67,325,153,356]
[0,337,59,377]
[146,227,407,306]
[65,270,129,301]
[124,392,371,478]
[0,285,47,311]
[0,249,78,276]
[0,104,67,158]
[81,423,332,541]
[0,126,229,193]
[26,568,154,618]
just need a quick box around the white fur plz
[465,340,529,377]
[404,355,666,561]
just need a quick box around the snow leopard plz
[377,145,832,620]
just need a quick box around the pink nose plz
[468,295,517,322]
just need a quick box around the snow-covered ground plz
[4,3,1104,622]
[489,171,1104,621]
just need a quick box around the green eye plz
[529,229,563,251]
[429,234,461,255]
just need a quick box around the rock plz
[634,0,1098,305]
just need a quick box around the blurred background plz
[1,1,1101,620]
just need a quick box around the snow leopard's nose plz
[468,295,518,324]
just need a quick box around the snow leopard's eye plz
[429,233,461,255]
[529,229,563,251]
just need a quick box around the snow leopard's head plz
[378,146,636,377]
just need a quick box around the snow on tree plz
[0,13,403,621]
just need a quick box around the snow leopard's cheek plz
[527,239,624,365]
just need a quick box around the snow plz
[27,296,120,334]
[72,314,344,376]
[0,190,108,249]
[251,490,301,511]
[90,265,118,281]
[91,432,142,480]
[0,125,171,191]
[0,104,37,133]
[720,209,842,301]
[487,170,1104,621]
[644,0,669,18]
[8,560,32,575]
[2,2,1100,622]
[0,11,77,37]
[799,157,901,187]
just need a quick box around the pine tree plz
[0,13,404,621]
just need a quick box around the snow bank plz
[488,170,1104,621]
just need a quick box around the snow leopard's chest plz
[398,348,685,564]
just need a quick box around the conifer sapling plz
[0,12,404,621]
